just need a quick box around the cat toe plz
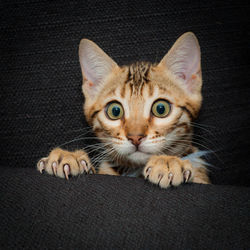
[78,159,94,174]
[75,150,95,174]
[77,158,90,174]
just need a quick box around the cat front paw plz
[37,148,95,179]
[143,155,193,188]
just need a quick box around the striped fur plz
[83,61,200,167]
[37,32,210,185]
[80,33,209,184]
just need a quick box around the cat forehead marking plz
[124,62,153,95]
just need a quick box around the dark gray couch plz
[1,1,250,249]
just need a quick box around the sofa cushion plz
[1,167,249,249]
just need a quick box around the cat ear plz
[79,39,118,97]
[159,32,202,94]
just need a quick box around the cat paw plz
[143,155,193,188]
[37,148,95,179]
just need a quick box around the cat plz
[37,32,210,188]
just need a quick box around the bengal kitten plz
[37,32,210,188]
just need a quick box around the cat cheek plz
[152,117,172,127]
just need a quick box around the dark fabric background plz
[1,0,250,185]
[1,168,250,250]
[1,1,250,249]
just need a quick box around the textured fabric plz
[0,1,250,249]
[0,0,250,185]
[0,168,250,250]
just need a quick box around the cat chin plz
[126,151,151,165]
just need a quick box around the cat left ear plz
[159,32,202,94]
[79,39,118,97]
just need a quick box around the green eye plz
[151,100,171,118]
[106,102,124,120]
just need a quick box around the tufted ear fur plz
[159,32,202,94]
[79,39,118,98]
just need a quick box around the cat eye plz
[106,102,124,120]
[151,99,171,118]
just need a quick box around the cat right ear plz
[159,32,202,95]
[79,39,118,97]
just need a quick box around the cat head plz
[79,32,202,166]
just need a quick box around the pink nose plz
[127,135,145,146]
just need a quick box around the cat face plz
[79,33,202,166]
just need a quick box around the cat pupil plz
[157,104,165,114]
[112,106,120,116]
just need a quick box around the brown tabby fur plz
[37,32,210,188]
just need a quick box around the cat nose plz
[127,134,145,146]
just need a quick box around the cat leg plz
[37,148,95,179]
[143,155,210,188]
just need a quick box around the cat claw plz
[158,174,163,185]
[168,172,173,184]
[63,164,70,180]
[184,170,191,183]
[38,160,45,173]
[52,161,57,175]
[80,160,88,173]
[144,167,152,179]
